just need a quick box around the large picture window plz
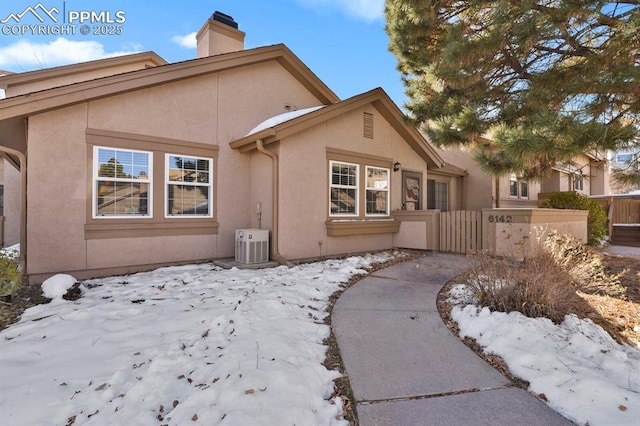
[166,154,213,217]
[330,161,359,216]
[365,166,389,216]
[94,147,151,217]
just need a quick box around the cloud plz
[171,32,197,49]
[0,37,140,70]
[296,0,384,21]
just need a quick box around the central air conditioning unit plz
[235,229,269,264]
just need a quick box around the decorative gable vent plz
[363,112,374,139]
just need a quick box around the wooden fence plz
[611,199,640,224]
[439,210,483,253]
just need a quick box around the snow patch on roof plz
[246,105,325,136]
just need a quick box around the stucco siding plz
[86,235,217,270]
[435,146,493,210]
[27,105,89,275]
[277,105,428,259]
[278,126,328,259]
[249,152,274,231]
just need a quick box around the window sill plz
[325,219,400,236]
[85,220,218,239]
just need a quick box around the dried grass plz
[542,232,625,297]
[466,231,624,324]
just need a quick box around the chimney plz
[196,11,246,58]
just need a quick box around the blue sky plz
[0,0,408,107]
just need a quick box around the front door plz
[402,171,422,210]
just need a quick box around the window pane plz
[428,180,448,211]
[131,152,150,179]
[115,151,133,178]
[97,149,117,178]
[167,184,210,215]
[509,179,518,197]
[367,168,388,189]
[96,181,149,216]
[366,190,387,214]
[196,159,210,172]
[330,188,356,214]
[196,171,208,183]
[435,182,448,211]
[332,163,357,187]
[95,147,151,217]
[520,181,529,198]
[168,156,211,184]
[97,149,149,180]
[166,155,213,216]
[427,179,435,209]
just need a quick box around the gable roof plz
[229,87,445,168]
[0,44,339,121]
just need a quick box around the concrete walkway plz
[332,253,573,426]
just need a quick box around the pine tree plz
[385,1,640,183]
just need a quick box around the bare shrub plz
[466,249,583,323]
[541,231,625,298]
[465,229,623,323]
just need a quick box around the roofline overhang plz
[0,51,168,90]
[230,88,445,168]
[430,161,468,177]
[0,44,339,121]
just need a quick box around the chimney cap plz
[212,11,238,29]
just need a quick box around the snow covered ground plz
[450,285,640,426]
[0,253,394,425]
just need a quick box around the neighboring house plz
[0,13,457,283]
[609,148,640,194]
[610,149,639,172]
[435,147,610,210]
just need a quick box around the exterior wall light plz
[393,162,401,172]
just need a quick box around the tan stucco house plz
[435,147,610,210]
[0,13,457,283]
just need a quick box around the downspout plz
[255,139,293,267]
[0,145,27,282]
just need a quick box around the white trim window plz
[509,174,529,199]
[330,161,359,216]
[94,147,152,218]
[365,166,389,216]
[573,174,584,191]
[617,153,633,164]
[166,154,213,217]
